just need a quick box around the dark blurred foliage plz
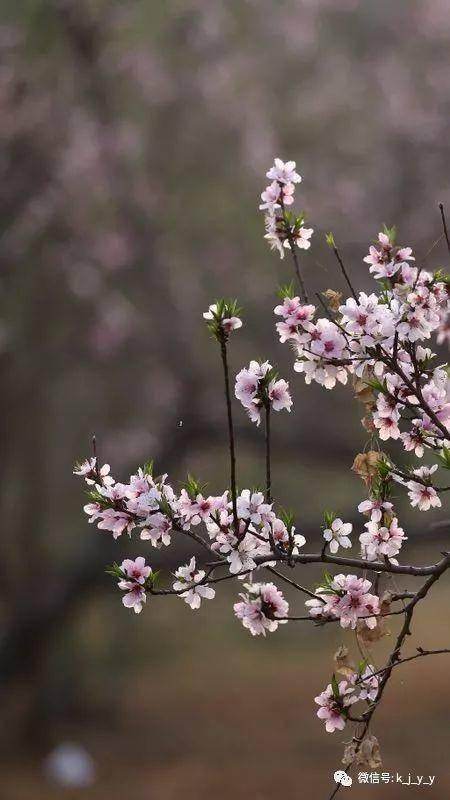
[1,1,450,797]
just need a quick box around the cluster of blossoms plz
[205,489,306,575]
[261,158,313,259]
[74,458,305,617]
[306,574,380,630]
[315,665,380,733]
[234,360,292,425]
[274,221,450,517]
[356,498,407,563]
[75,460,179,542]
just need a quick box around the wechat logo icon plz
[334,770,353,787]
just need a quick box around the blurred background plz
[1,0,450,797]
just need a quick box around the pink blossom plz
[359,518,407,562]
[234,582,289,636]
[308,574,380,629]
[294,357,349,390]
[314,680,357,733]
[323,518,352,554]
[118,557,152,614]
[83,502,101,522]
[74,458,113,486]
[178,489,221,525]
[227,536,259,574]
[120,556,152,584]
[270,518,306,553]
[173,557,215,609]
[284,226,314,251]
[235,362,263,406]
[355,665,380,702]
[335,590,380,630]
[121,585,147,613]
[236,490,272,524]
[268,378,293,412]
[203,304,243,335]
[125,470,153,499]
[235,361,292,423]
[140,512,172,547]
[266,158,302,185]
[96,508,134,539]
[264,212,285,259]
[339,293,381,337]
[259,180,295,211]
[357,498,394,523]
[372,409,401,440]
[222,316,242,333]
[274,296,302,318]
[401,430,425,458]
[309,319,346,360]
[407,465,442,511]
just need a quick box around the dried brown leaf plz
[356,615,390,645]
[353,376,375,406]
[342,735,382,770]
[333,645,355,678]
[323,289,343,312]
[351,451,383,486]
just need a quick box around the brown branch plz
[252,550,450,577]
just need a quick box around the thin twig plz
[353,646,450,684]
[265,565,323,601]
[332,245,358,301]
[289,244,309,303]
[439,202,450,258]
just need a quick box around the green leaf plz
[358,659,368,675]
[105,562,124,579]
[331,673,340,701]
[143,460,154,476]
[323,510,335,528]
[432,269,450,285]
[438,447,450,469]
[182,473,207,498]
[279,507,295,529]
[366,376,387,394]
[277,281,295,300]
[148,570,160,588]
[382,224,396,244]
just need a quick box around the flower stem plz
[265,404,271,502]
[220,336,238,529]
[279,194,308,302]
[289,242,308,303]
